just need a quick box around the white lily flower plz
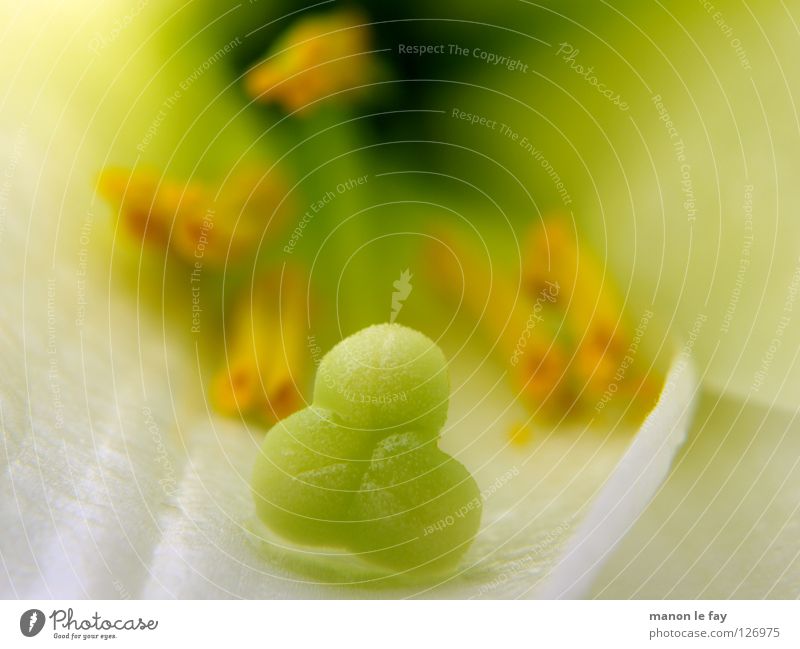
[0,0,796,600]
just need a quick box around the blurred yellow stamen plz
[424,231,575,421]
[523,217,625,347]
[425,219,663,440]
[211,266,310,423]
[98,166,293,267]
[97,167,170,245]
[244,9,378,113]
[522,216,662,421]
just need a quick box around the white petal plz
[536,357,698,598]
[0,132,190,597]
[592,392,800,598]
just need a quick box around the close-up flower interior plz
[1,0,800,607]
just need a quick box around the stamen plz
[97,167,170,245]
[425,220,663,438]
[98,167,292,268]
[424,231,574,422]
[522,216,662,421]
[244,9,378,113]
[211,266,310,423]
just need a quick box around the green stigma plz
[251,323,482,580]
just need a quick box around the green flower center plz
[251,323,482,579]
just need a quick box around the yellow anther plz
[98,167,293,268]
[162,181,218,263]
[244,9,378,113]
[523,216,624,344]
[97,167,170,245]
[424,231,574,421]
[211,266,310,424]
[424,220,662,427]
[522,216,662,421]
[510,337,579,420]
